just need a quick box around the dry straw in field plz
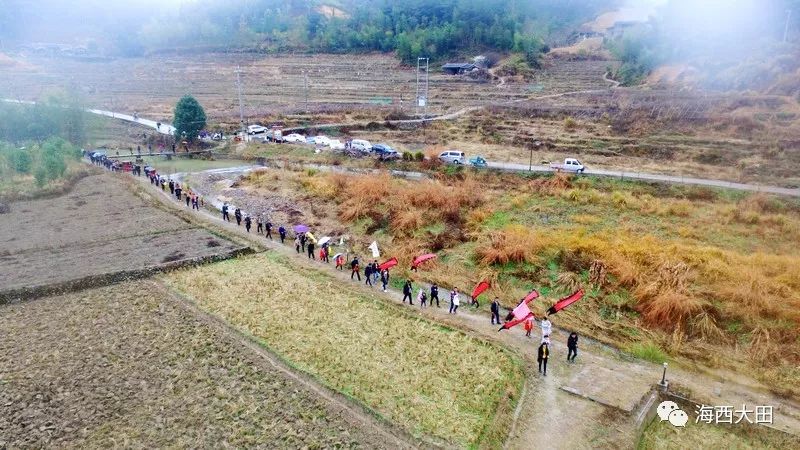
[165,254,521,446]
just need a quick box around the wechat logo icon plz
[657,401,688,427]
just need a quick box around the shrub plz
[563,117,578,131]
[626,341,668,364]
[414,151,424,161]
[8,149,32,173]
[34,167,47,187]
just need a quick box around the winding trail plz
[131,163,800,447]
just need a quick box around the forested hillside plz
[1,0,616,63]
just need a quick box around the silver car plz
[438,150,465,164]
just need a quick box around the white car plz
[284,133,306,143]
[247,124,267,135]
[351,139,372,152]
[314,135,331,146]
[439,150,465,164]
[328,139,345,150]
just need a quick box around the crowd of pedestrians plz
[95,154,583,378]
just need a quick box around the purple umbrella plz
[293,224,310,233]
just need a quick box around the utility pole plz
[235,65,246,140]
[303,70,309,113]
[785,9,792,43]
[415,57,429,118]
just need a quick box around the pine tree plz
[172,95,206,143]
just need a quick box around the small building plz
[441,63,476,75]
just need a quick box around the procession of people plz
[95,154,583,376]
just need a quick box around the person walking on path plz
[524,317,534,337]
[567,332,579,363]
[491,297,501,325]
[222,203,230,222]
[185,191,191,207]
[541,316,552,341]
[294,236,301,254]
[307,239,315,260]
[418,288,427,307]
[537,341,550,376]
[169,180,175,195]
[175,184,182,201]
[402,280,413,304]
[256,216,263,234]
[372,261,380,284]
[234,208,242,226]
[350,257,361,280]
[430,283,440,307]
[335,254,344,270]
[364,263,373,287]
[449,288,460,314]
[380,269,389,292]
[321,244,330,263]
[244,215,252,233]
[265,221,273,240]
[278,225,287,243]
[300,233,307,253]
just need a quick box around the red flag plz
[546,289,585,315]
[522,290,539,304]
[411,253,437,269]
[471,280,490,300]
[499,297,535,331]
[378,257,398,271]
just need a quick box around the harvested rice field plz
[165,252,524,447]
[0,173,245,298]
[0,282,396,449]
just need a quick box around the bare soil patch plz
[0,173,245,299]
[0,282,395,448]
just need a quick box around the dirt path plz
[126,169,800,446]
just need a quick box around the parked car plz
[305,136,316,145]
[439,150,466,164]
[265,127,285,143]
[550,158,585,173]
[313,135,331,146]
[247,124,267,135]
[469,156,488,167]
[284,133,306,143]
[328,139,345,150]
[351,139,372,152]
[373,143,402,160]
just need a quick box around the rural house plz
[441,63,476,75]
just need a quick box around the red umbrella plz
[378,257,398,271]
[546,289,585,315]
[471,280,490,300]
[411,253,437,269]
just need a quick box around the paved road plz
[6,98,798,196]
[486,161,800,197]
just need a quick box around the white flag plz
[368,241,380,258]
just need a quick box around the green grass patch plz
[626,341,668,364]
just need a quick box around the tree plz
[172,95,206,143]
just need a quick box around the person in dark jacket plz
[222,203,230,222]
[491,297,501,325]
[567,332,579,363]
[265,221,273,240]
[234,208,242,226]
[430,283,440,307]
[300,233,307,252]
[402,280,413,304]
[350,257,361,280]
[537,341,550,376]
[169,180,175,194]
[307,240,315,259]
[256,216,263,233]
[244,215,252,232]
[174,184,182,201]
[278,225,287,243]
[364,263,373,287]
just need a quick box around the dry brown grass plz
[165,253,523,447]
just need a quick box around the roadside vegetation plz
[165,252,523,447]
[236,167,800,397]
[638,416,800,449]
[0,99,90,200]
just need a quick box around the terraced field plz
[0,53,612,124]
